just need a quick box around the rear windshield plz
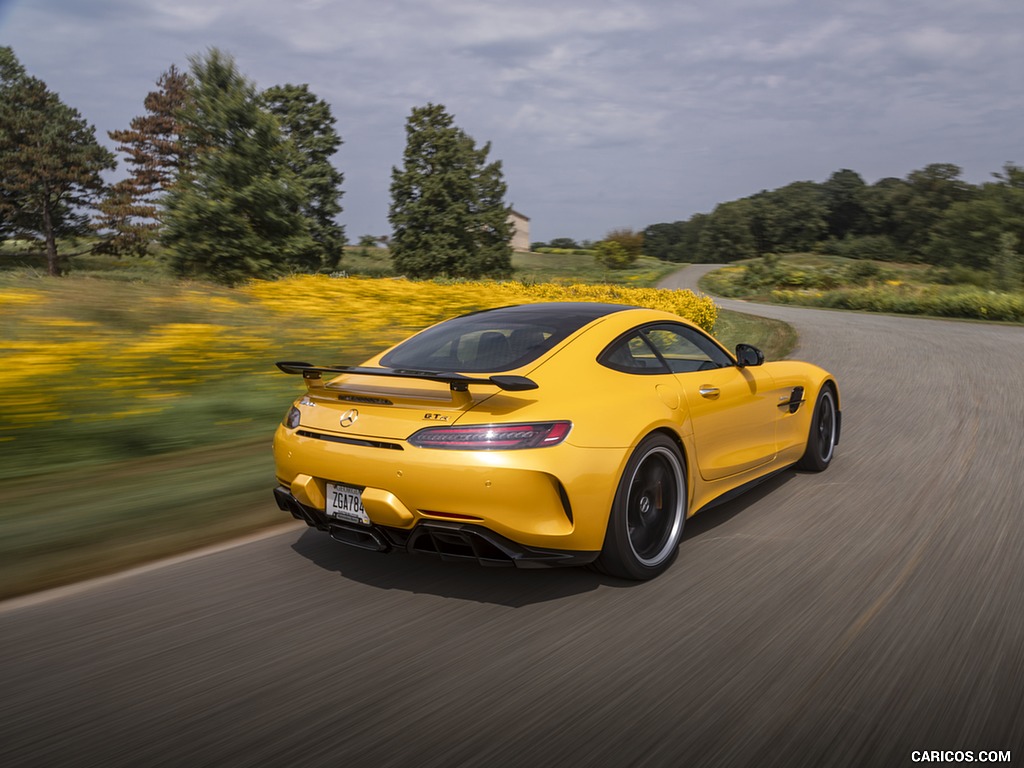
[380,303,626,373]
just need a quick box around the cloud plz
[2,0,1022,240]
[147,3,226,33]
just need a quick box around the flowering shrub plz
[0,276,716,471]
[245,276,717,339]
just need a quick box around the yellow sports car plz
[273,302,839,580]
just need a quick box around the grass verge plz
[0,440,285,601]
[714,309,797,360]
[699,254,1024,323]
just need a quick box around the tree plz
[695,201,757,262]
[989,162,1024,261]
[858,177,911,257]
[907,163,974,211]
[467,140,514,276]
[880,164,975,260]
[604,227,644,258]
[926,163,1024,271]
[0,47,116,275]
[594,239,635,269]
[642,223,682,261]
[389,103,512,278]
[926,198,1006,269]
[822,169,870,239]
[263,83,346,270]
[642,161,1019,268]
[680,215,709,260]
[102,66,193,254]
[97,65,192,256]
[161,49,316,284]
[643,217,708,263]
[746,191,779,256]
[752,182,829,253]
[992,232,1023,290]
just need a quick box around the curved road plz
[2,266,1023,767]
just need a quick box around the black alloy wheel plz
[594,434,686,580]
[797,386,838,471]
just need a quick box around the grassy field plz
[2,241,681,286]
[712,308,797,360]
[699,254,1024,323]
[1,440,282,597]
[0,248,788,600]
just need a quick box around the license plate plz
[326,483,370,525]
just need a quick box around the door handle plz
[699,386,720,398]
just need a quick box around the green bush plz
[593,240,636,270]
[822,235,904,261]
[845,261,882,281]
[535,247,595,256]
[926,265,993,288]
[708,255,1024,323]
[772,285,1024,322]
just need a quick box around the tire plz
[797,386,838,472]
[594,434,686,580]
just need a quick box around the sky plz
[2,0,1022,243]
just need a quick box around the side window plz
[599,332,670,374]
[642,324,733,373]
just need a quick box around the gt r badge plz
[339,408,359,427]
[423,413,450,422]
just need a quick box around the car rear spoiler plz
[275,361,539,392]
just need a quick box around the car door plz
[641,324,778,481]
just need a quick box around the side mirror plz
[735,343,765,367]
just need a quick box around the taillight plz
[408,421,572,450]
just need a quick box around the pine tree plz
[97,65,192,256]
[263,84,346,270]
[467,141,514,276]
[0,46,115,275]
[161,49,315,284]
[389,103,512,279]
[992,232,1023,290]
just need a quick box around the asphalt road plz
[3,265,1023,768]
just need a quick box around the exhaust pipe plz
[329,523,390,553]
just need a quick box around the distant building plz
[507,209,531,252]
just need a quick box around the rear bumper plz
[273,423,625,551]
[274,486,599,569]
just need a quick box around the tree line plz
[643,164,1024,274]
[0,46,512,283]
